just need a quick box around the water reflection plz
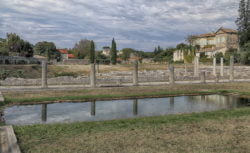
[3,95,250,125]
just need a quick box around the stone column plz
[194,57,198,76]
[215,73,220,83]
[91,101,96,116]
[213,57,216,76]
[200,71,206,84]
[220,57,224,77]
[229,56,234,82]
[41,61,48,88]
[169,64,175,84]
[41,104,47,122]
[184,63,187,75]
[133,99,138,116]
[90,64,96,88]
[133,60,139,86]
[197,57,200,75]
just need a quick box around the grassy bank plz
[2,82,250,105]
[14,107,250,153]
[1,82,250,152]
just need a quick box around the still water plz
[2,95,250,125]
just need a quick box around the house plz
[102,47,110,56]
[173,27,239,62]
[57,49,75,61]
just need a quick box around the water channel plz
[1,94,250,125]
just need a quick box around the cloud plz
[0,0,239,51]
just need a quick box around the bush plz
[0,70,10,80]
[54,72,78,78]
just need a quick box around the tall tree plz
[110,38,117,64]
[89,40,95,64]
[73,39,91,59]
[34,41,58,60]
[6,33,34,57]
[236,0,250,47]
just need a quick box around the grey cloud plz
[0,0,238,51]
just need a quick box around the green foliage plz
[4,33,34,57]
[111,38,117,65]
[54,72,78,78]
[236,0,250,47]
[89,40,95,64]
[0,38,9,56]
[0,70,10,80]
[73,39,91,59]
[153,47,175,63]
[121,48,135,61]
[14,70,24,78]
[214,52,224,63]
[34,41,59,60]
[224,48,240,65]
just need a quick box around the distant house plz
[102,47,110,56]
[173,27,239,62]
[57,49,75,61]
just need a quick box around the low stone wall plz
[1,66,250,86]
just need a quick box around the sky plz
[0,0,239,51]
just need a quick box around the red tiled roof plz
[197,32,216,38]
[216,27,238,34]
[68,54,75,58]
[58,49,68,54]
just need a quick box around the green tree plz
[6,33,34,57]
[0,38,9,56]
[89,40,95,64]
[121,48,135,62]
[110,38,117,64]
[236,0,250,47]
[34,41,58,60]
[73,39,91,59]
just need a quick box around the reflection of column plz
[133,99,138,116]
[201,95,206,101]
[41,104,47,122]
[170,97,175,110]
[91,101,96,116]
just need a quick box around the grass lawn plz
[1,82,250,153]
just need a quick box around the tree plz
[110,38,117,64]
[236,0,250,47]
[34,41,58,60]
[6,33,34,57]
[73,39,91,59]
[89,40,95,64]
[0,38,9,56]
[121,48,135,62]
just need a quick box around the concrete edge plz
[0,126,21,153]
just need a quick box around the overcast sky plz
[0,0,239,51]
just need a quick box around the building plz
[173,27,238,62]
[57,49,75,61]
[102,47,110,56]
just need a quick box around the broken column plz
[229,56,234,82]
[200,71,206,84]
[213,57,216,76]
[220,57,224,77]
[90,63,96,88]
[133,60,139,86]
[41,61,48,88]
[169,64,175,84]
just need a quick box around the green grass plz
[14,107,250,153]
[4,90,219,105]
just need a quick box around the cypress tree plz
[236,0,249,47]
[110,38,117,65]
[90,40,95,64]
